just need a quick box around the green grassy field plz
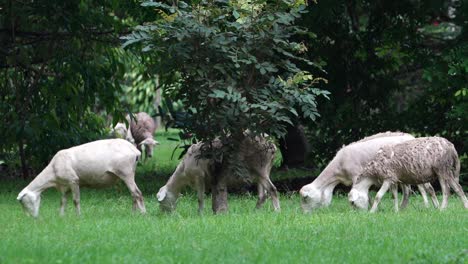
[1,130,467,263]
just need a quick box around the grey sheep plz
[157,135,280,213]
[129,112,159,160]
[300,132,436,212]
[352,136,468,212]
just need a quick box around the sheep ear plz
[157,186,167,202]
[17,190,27,201]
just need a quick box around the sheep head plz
[17,189,41,218]
[157,186,178,212]
[348,175,374,210]
[348,188,369,210]
[113,123,128,139]
[139,138,159,159]
[299,184,323,213]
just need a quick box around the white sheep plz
[16,139,146,217]
[129,112,159,160]
[353,136,468,212]
[299,132,436,212]
[157,135,279,213]
[112,122,135,144]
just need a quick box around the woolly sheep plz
[352,136,468,212]
[157,135,279,213]
[16,139,146,217]
[129,112,159,160]
[299,132,436,213]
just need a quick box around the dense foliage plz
[124,1,328,147]
[297,0,468,179]
[0,0,466,184]
[0,0,155,177]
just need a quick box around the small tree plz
[125,0,329,212]
[127,0,328,143]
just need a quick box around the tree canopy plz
[124,1,329,142]
[0,0,466,183]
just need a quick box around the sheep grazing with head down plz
[352,136,468,212]
[157,135,279,213]
[129,112,159,160]
[299,132,436,213]
[112,122,135,144]
[16,139,146,218]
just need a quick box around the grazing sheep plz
[353,136,468,212]
[157,135,279,213]
[16,139,146,218]
[129,112,159,160]
[112,122,135,144]
[299,132,436,213]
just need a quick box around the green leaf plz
[233,10,240,19]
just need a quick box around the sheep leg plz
[391,184,399,212]
[447,177,468,209]
[255,182,267,209]
[370,181,391,213]
[423,183,439,209]
[438,177,450,210]
[123,178,146,214]
[60,194,67,216]
[400,184,410,210]
[197,180,206,214]
[137,145,146,162]
[266,178,281,211]
[70,184,81,216]
[417,184,430,208]
[57,186,69,216]
[59,189,69,216]
[113,168,146,214]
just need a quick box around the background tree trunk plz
[153,76,162,130]
[18,140,29,179]
[211,169,228,214]
[279,124,309,170]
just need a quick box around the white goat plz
[17,139,146,217]
[157,136,279,213]
[353,136,468,212]
[299,132,436,212]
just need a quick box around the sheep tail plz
[452,150,461,183]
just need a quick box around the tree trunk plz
[211,170,228,214]
[18,140,29,179]
[279,124,309,170]
[153,76,162,130]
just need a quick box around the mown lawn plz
[0,130,467,263]
[0,190,467,264]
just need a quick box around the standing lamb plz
[157,135,279,213]
[352,136,468,212]
[129,112,159,160]
[16,139,146,218]
[299,132,436,213]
